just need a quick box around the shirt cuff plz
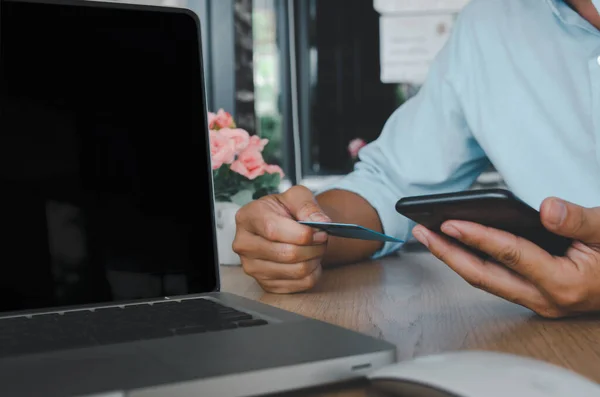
[314,175,414,259]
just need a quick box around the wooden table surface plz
[219,244,600,396]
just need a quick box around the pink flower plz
[207,111,217,129]
[247,135,269,152]
[209,109,235,130]
[210,130,235,170]
[264,164,285,179]
[219,128,250,153]
[348,138,367,159]
[230,148,266,180]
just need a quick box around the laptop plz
[0,0,396,396]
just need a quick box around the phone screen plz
[395,189,572,256]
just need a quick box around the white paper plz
[374,0,470,14]
[379,14,455,84]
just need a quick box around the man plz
[232,0,600,319]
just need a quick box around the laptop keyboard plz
[0,298,268,358]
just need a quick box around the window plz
[295,0,415,178]
[252,0,284,170]
[289,0,501,189]
[136,0,503,191]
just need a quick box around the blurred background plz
[112,0,506,192]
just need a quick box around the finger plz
[243,257,321,281]
[412,225,550,311]
[279,185,331,222]
[540,197,600,244]
[233,230,327,263]
[439,220,557,286]
[237,203,328,246]
[256,263,322,294]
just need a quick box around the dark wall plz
[234,0,257,133]
[308,0,399,175]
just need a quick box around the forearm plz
[315,189,384,266]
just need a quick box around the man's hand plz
[412,197,600,318]
[233,185,331,294]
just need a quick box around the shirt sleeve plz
[316,10,489,259]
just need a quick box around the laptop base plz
[0,292,396,397]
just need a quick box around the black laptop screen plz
[0,0,217,313]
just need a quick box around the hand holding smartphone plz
[395,189,572,256]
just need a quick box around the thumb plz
[540,197,600,244]
[279,185,331,223]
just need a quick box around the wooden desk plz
[220,246,600,396]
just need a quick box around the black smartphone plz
[395,188,572,257]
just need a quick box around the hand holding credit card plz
[299,221,404,243]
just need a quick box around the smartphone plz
[395,189,572,256]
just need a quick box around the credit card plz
[298,221,404,243]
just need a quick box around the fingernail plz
[313,231,328,244]
[547,199,567,227]
[309,212,330,222]
[413,228,429,248]
[441,223,461,239]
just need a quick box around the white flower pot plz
[214,201,242,266]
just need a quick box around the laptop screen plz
[0,0,217,314]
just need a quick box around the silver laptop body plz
[0,0,396,396]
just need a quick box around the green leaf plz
[213,166,244,202]
[212,164,282,204]
[253,188,271,199]
[231,189,255,207]
[253,173,279,190]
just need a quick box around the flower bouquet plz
[209,109,284,206]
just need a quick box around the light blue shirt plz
[320,0,600,259]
